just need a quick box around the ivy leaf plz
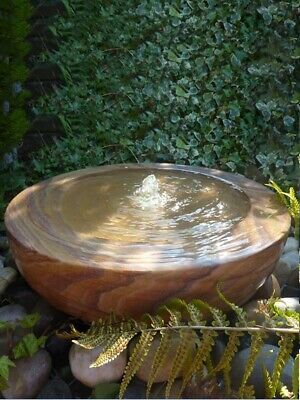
[257,7,273,25]
[169,6,181,19]
[20,313,40,329]
[0,356,15,382]
[92,383,120,399]
[0,321,11,331]
[12,334,47,359]
[176,138,189,150]
[175,85,189,98]
[283,116,295,128]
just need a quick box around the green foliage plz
[0,312,46,390]
[64,295,299,399]
[266,180,300,240]
[31,0,299,187]
[92,383,120,399]
[0,356,15,390]
[0,0,32,157]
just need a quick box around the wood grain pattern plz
[5,164,291,321]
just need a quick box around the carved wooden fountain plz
[5,164,290,321]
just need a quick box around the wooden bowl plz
[5,164,290,321]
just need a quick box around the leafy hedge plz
[0,0,32,158]
[32,0,299,186]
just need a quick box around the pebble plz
[252,274,280,300]
[231,344,294,398]
[130,332,197,383]
[243,300,266,325]
[274,297,300,313]
[37,377,72,399]
[273,259,292,286]
[123,378,147,399]
[211,339,226,366]
[183,374,227,399]
[280,251,299,270]
[69,343,127,388]
[0,304,27,356]
[283,237,299,254]
[46,334,71,364]
[33,299,66,336]
[0,236,8,251]
[0,255,4,268]
[281,285,300,297]
[4,251,17,269]
[2,349,52,399]
[287,268,299,287]
[0,267,17,296]
[5,284,39,312]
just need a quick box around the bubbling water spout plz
[133,174,170,209]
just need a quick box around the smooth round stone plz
[243,300,265,325]
[2,349,52,399]
[231,344,294,398]
[0,267,17,283]
[0,256,4,268]
[5,284,39,312]
[69,343,127,388]
[46,334,71,364]
[0,304,27,356]
[273,259,292,286]
[211,339,226,366]
[0,304,26,323]
[287,268,299,287]
[252,274,280,300]
[4,252,17,269]
[283,237,299,254]
[274,297,300,313]
[37,377,72,399]
[281,285,300,298]
[280,252,299,270]
[0,236,9,251]
[33,299,66,336]
[123,378,147,399]
[130,332,197,383]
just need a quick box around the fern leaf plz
[242,385,255,399]
[165,329,196,399]
[263,365,273,398]
[179,330,217,397]
[191,299,229,327]
[146,331,172,399]
[217,285,249,327]
[186,303,206,326]
[238,331,265,398]
[270,333,295,398]
[91,331,137,367]
[119,331,156,399]
[278,382,293,399]
[292,354,299,399]
[214,331,242,373]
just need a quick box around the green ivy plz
[32,0,299,186]
[0,0,32,158]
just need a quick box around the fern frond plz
[91,331,137,367]
[119,331,156,399]
[278,383,293,399]
[238,331,266,398]
[269,333,295,398]
[263,365,273,398]
[179,330,217,397]
[242,384,255,399]
[217,285,249,327]
[165,329,196,399]
[191,299,229,327]
[292,354,299,399]
[146,331,173,399]
[214,331,242,373]
[186,303,206,326]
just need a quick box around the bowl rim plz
[5,163,291,272]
